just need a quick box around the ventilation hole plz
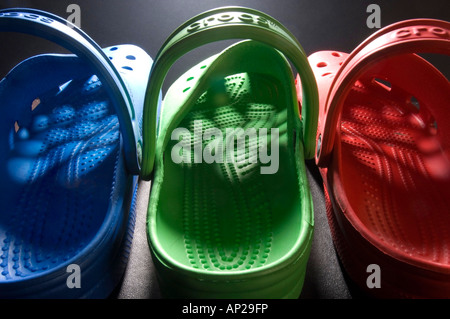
[331,52,341,57]
[109,56,113,60]
[339,61,343,66]
[126,55,136,60]
[187,77,194,82]
[122,66,133,71]
[200,65,207,69]
[410,96,420,111]
[322,72,332,77]
[31,98,41,111]
[317,62,327,68]
[183,87,191,93]
[373,78,392,91]
[432,121,438,129]
[429,121,438,135]
[110,47,118,51]
[14,121,20,133]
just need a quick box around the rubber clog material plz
[0,9,155,298]
[296,19,450,298]
[142,7,319,299]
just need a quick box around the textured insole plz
[0,75,120,280]
[157,72,303,272]
[339,80,450,264]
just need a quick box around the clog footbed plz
[148,40,314,299]
[0,43,153,298]
[297,19,450,298]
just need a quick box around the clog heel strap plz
[0,8,143,174]
[140,6,319,179]
[314,19,450,167]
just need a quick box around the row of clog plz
[0,7,448,299]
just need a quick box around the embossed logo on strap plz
[0,11,54,24]
[394,26,449,39]
[186,12,278,34]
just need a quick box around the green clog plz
[141,7,319,299]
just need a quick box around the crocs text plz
[186,12,275,34]
[0,11,54,24]
[395,26,448,39]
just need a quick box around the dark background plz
[0,0,448,299]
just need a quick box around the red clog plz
[296,19,450,298]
